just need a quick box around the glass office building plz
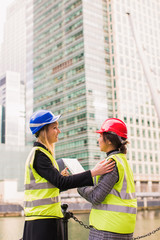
[33,0,109,169]
[33,0,160,190]
[0,72,25,146]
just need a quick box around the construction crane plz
[126,12,160,121]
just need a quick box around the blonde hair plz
[37,125,54,155]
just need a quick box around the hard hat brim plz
[96,130,103,133]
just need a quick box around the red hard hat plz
[96,118,127,139]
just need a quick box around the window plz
[137,140,141,149]
[132,151,135,160]
[133,164,136,173]
[66,117,75,125]
[130,117,133,124]
[142,129,145,137]
[136,128,140,137]
[89,113,95,119]
[77,113,86,122]
[139,165,142,174]
[113,68,115,76]
[131,127,134,136]
[151,166,154,174]
[138,152,141,161]
[156,166,159,174]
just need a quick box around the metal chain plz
[132,226,160,239]
[70,213,160,239]
[70,213,91,229]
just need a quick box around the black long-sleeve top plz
[33,142,93,191]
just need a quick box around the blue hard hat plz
[29,110,61,134]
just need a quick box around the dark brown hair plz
[102,132,129,154]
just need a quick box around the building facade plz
[32,0,160,191]
[33,0,108,169]
[0,71,25,145]
[25,0,34,145]
[106,0,160,192]
[0,0,26,146]
[0,0,27,83]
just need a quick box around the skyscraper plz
[33,0,160,191]
[0,71,25,145]
[26,0,34,145]
[0,0,27,83]
[0,0,26,146]
[33,0,108,169]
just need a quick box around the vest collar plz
[106,149,120,157]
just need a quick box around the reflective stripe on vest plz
[24,196,60,207]
[92,203,136,214]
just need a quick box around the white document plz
[62,158,85,174]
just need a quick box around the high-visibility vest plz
[90,153,137,234]
[24,146,63,220]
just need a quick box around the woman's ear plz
[106,139,112,145]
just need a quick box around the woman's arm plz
[33,150,93,191]
[78,164,119,205]
[34,150,115,192]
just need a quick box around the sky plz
[0,0,14,44]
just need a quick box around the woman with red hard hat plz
[78,118,137,240]
[22,110,115,240]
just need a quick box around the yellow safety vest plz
[90,153,137,234]
[24,146,63,220]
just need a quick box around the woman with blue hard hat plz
[78,118,137,240]
[22,110,115,240]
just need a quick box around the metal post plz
[61,204,71,240]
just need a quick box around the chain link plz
[70,212,160,239]
[132,226,160,239]
[70,213,91,229]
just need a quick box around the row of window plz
[34,40,83,65]
[34,0,81,21]
[34,0,62,15]
[132,164,159,174]
[59,113,87,126]
[129,127,160,139]
[65,8,82,25]
[55,138,87,152]
[36,99,86,116]
[34,50,84,73]
[59,125,87,139]
[56,151,89,162]
[34,31,63,51]
[130,151,159,162]
[34,74,85,94]
[65,0,82,14]
[34,29,83,57]
[34,17,83,45]
[34,11,62,34]
[34,66,85,106]
[124,116,158,127]
[34,86,85,105]
[130,139,159,150]
[34,6,82,36]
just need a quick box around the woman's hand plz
[61,167,69,176]
[91,159,115,177]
